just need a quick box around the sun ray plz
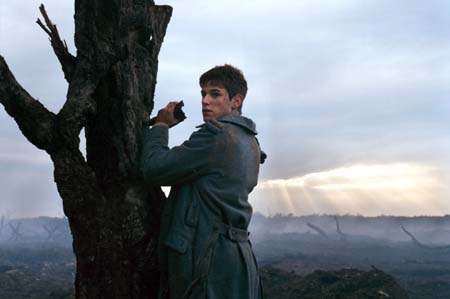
[253,162,449,216]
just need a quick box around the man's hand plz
[155,101,180,127]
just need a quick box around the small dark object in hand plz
[145,101,187,127]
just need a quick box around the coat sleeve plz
[140,124,222,186]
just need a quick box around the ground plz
[1,215,450,298]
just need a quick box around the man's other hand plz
[156,101,180,127]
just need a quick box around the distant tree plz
[334,216,347,241]
[9,222,24,242]
[307,222,329,239]
[42,221,62,241]
[0,1,172,298]
[0,216,5,238]
[401,226,450,250]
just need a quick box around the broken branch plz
[37,4,76,82]
[401,226,450,250]
[0,56,55,152]
[334,216,347,241]
[307,222,329,239]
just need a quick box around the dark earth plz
[1,215,450,298]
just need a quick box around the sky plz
[0,0,449,218]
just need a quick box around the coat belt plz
[215,222,250,242]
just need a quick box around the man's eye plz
[201,92,206,97]
[211,93,220,97]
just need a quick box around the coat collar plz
[217,115,258,135]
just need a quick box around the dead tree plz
[334,216,347,241]
[1,2,171,298]
[9,222,24,242]
[0,216,5,238]
[42,222,62,241]
[401,226,450,250]
[307,222,329,239]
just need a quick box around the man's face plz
[201,84,233,121]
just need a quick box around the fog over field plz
[1,215,449,298]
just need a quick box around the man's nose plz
[202,95,210,105]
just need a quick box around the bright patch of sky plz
[254,163,449,216]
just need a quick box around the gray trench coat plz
[140,115,264,299]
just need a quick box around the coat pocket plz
[164,230,189,254]
[185,199,200,227]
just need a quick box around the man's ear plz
[231,94,243,111]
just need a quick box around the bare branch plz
[401,226,450,250]
[42,222,61,240]
[9,222,23,242]
[0,56,55,152]
[37,4,76,82]
[0,47,98,215]
[334,216,347,241]
[0,216,5,237]
[307,222,329,239]
[36,18,51,36]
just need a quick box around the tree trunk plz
[0,1,172,298]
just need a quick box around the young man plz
[140,65,265,298]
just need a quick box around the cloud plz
[260,163,440,190]
[251,163,449,216]
[1,0,449,217]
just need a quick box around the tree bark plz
[0,1,172,298]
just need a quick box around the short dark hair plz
[199,64,248,112]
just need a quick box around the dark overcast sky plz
[1,1,449,217]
